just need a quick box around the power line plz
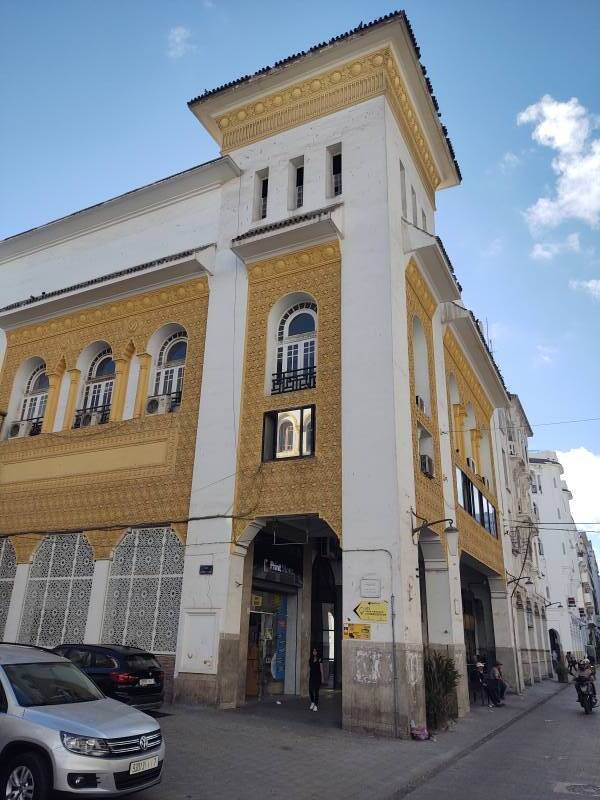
[441,414,600,436]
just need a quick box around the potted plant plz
[424,650,461,731]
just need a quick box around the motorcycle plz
[575,676,597,714]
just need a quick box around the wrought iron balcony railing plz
[73,404,111,429]
[271,366,316,395]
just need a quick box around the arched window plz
[21,364,49,424]
[153,332,187,409]
[277,418,295,452]
[82,348,115,416]
[273,302,317,393]
[412,316,431,415]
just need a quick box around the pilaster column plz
[41,371,62,433]
[109,357,130,421]
[84,560,111,643]
[4,563,30,642]
[133,353,152,418]
[62,368,81,430]
[488,577,520,690]
[470,428,482,473]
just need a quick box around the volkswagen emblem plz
[139,735,148,751]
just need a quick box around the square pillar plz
[84,560,111,643]
[4,564,30,642]
[488,577,520,691]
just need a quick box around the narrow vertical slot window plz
[411,186,417,225]
[254,168,269,221]
[399,160,407,218]
[295,164,304,208]
[327,143,342,197]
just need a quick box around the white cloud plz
[530,232,581,261]
[167,26,196,59]
[499,151,520,172]
[534,344,558,366]
[569,278,600,300]
[203,0,215,7]
[482,237,503,258]
[517,95,600,230]
[557,448,600,532]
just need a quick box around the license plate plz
[139,678,156,686]
[129,755,159,775]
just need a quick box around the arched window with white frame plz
[20,364,49,431]
[152,331,187,410]
[272,301,317,394]
[74,347,115,427]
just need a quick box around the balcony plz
[73,404,111,429]
[271,366,316,395]
[6,416,44,438]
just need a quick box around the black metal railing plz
[271,366,316,394]
[169,390,183,411]
[28,417,43,436]
[73,404,111,429]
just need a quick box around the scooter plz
[575,676,597,714]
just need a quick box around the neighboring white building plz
[530,451,588,659]
[491,396,551,690]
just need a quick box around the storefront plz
[246,533,303,699]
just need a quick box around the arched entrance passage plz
[549,628,562,661]
[237,514,341,705]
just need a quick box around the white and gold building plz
[0,12,548,736]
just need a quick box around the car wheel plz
[0,751,50,800]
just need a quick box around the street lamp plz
[411,516,458,550]
[544,601,563,609]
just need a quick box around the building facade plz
[0,12,549,736]
[530,451,589,660]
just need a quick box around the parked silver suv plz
[0,644,165,798]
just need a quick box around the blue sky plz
[2,0,600,531]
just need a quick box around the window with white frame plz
[254,168,269,220]
[263,406,314,461]
[18,534,94,648]
[82,349,115,414]
[272,302,317,394]
[153,332,187,410]
[399,160,407,218]
[102,527,184,654]
[20,364,49,423]
[327,143,342,197]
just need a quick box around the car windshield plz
[125,654,161,671]
[4,661,104,707]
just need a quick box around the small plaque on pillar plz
[199,564,213,575]
[360,578,381,598]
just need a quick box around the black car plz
[53,644,164,711]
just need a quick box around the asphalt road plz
[406,683,600,800]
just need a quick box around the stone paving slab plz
[134,680,564,800]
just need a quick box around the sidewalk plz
[137,680,565,800]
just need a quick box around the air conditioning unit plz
[531,482,537,493]
[145,395,170,415]
[80,410,103,428]
[508,442,517,457]
[8,420,33,438]
[466,457,475,472]
[420,454,434,478]
[415,395,425,413]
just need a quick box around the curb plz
[390,683,569,799]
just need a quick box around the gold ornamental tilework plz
[443,329,503,574]
[405,260,444,526]
[215,48,441,201]
[233,241,341,541]
[0,278,208,545]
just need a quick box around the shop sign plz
[251,594,263,609]
[343,623,371,640]
[354,601,388,622]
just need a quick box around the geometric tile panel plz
[0,538,16,639]
[18,533,93,648]
[101,527,183,654]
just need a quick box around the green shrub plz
[424,650,461,730]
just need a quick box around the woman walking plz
[309,647,324,711]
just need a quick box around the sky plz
[1,0,600,542]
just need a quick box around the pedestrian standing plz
[490,662,507,702]
[566,651,576,676]
[309,647,324,712]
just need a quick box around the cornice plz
[443,328,493,420]
[216,48,441,199]
[6,277,209,348]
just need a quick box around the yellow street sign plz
[353,601,388,622]
[343,623,371,640]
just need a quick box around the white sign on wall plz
[360,578,381,598]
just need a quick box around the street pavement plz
[405,682,600,800]
[125,679,576,800]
